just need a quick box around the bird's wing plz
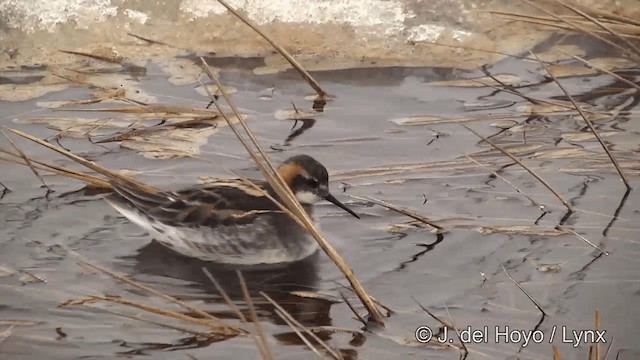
[106,178,282,228]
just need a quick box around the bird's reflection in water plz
[127,240,333,327]
[116,241,365,357]
[120,241,359,356]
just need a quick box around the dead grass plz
[1,1,637,358]
[463,125,575,213]
[198,57,385,324]
[489,0,640,59]
[58,253,246,341]
[215,0,329,101]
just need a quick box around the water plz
[1,1,640,359]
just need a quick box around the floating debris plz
[477,225,567,236]
[258,87,276,100]
[0,265,16,277]
[274,108,321,120]
[0,75,70,102]
[536,263,562,273]
[290,291,342,303]
[120,126,221,159]
[390,113,518,126]
[490,120,519,129]
[428,74,527,87]
[472,143,544,157]
[531,148,593,159]
[507,124,543,133]
[464,99,515,111]
[195,84,237,98]
[517,100,600,114]
[19,270,46,285]
[561,131,618,142]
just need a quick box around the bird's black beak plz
[325,193,360,219]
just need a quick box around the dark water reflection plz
[129,240,322,311]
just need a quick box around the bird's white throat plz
[295,190,323,204]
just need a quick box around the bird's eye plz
[308,177,319,187]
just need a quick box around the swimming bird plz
[105,154,359,265]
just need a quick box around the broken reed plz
[198,57,385,324]
[4,108,385,325]
[57,252,343,359]
[215,0,328,99]
[463,125,575,213]
[491,0,640,60]
[529,50,631,190]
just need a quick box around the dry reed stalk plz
[237,271,273,360]
[59,50,124,64]
[198,80,315,233]
[56,104,222,115]
[555,226,609,255]
[531,52,631,190]
[514,1,639,58]
[63,295,231,331]
[413,297,470,354]
[51,117,114,140]
[215,0,328,99]
[1,129,53,193]
[0,147,111,189]
[274,309,324,358]
[486,9,640,35]
[443,304,469,360]
[228,172,308,227]
[463,125,575,212]
[551,0,640,57]
[87,306,217,338]
[490,15,640,40]
[602,336,614,360]
[262,292,341,360]
[412,296,454,330]
[4,127,160,194]
[202,268,247,322]
[338,291,367,326]
[559,51,640,91]
[127,32,173,46]
[472,79,607,116]
[72,255,241,332]
[199,58,385,324]
[95,116,219,143]
[426,41,554,64]
[348,194,443,231]
[340,285,393,316]
[501,264,547,317]
[465,155,546,211]
[0,325,13,344]
[578,6,640,27]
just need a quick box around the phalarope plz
[105,154,359,265]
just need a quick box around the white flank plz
[106,198,319,265]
